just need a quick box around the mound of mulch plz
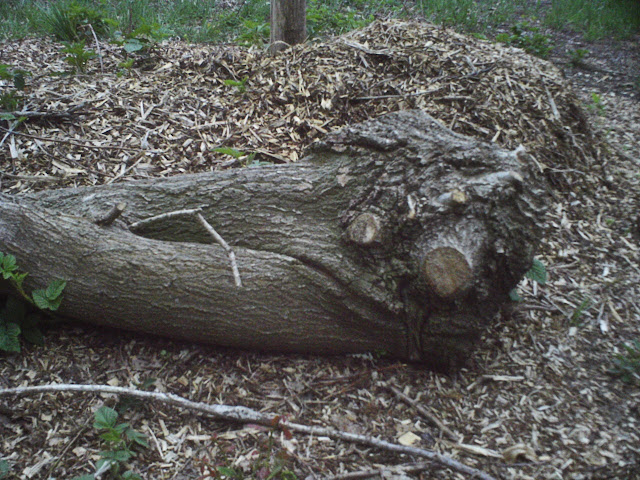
[1,20,603,194]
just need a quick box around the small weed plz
[588,92,605,115]
[570,297,592,325]
[496,22,553,58]
[0,252,65,353]
[0,64,30,112]
[609,339,640,385]
[61,40,96,73]
[117,58,135,77]
[222,76,249,94]
[509,258,546,302]
[569,48,589,66]
[70,406,148,480]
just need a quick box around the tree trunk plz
[270,0,306,54]
[0,111,545,369]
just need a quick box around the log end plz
[421,247,473,299]
[347,213,382,246]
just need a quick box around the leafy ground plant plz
[496,21,554,58]
[0,252,66,352]
[509,258,547,302]
[609,339,640,385]
[61,40,96,73]
[71,406,148,480]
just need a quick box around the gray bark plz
[270,0,306,54]
[0,111,545,369]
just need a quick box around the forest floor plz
[1,9,639,480]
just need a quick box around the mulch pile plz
[2,20,602,193]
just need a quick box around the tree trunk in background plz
[0,111,546,370]
[270,0,306,54]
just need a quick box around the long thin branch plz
[0,384,496,480]
[0,126,160,153]
[129,208,242,287]
[388,385,461,442]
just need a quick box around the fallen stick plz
[0,384,497,480]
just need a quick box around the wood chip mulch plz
[1,19,639,480]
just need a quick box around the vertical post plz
[270,0,307,54]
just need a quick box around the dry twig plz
[0,384,497,480]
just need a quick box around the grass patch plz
[0,0,638,43]
[545,0,640,39]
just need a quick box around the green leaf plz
[94,406,118,429]
[100,449,133,462]
[70,475,95,480]
[100,430,123,443]
[13,73,25,91]
[31,289,50,310]
[525,258,547,285]
[123,38,144,53]
[45,279,67,300]
[217,466,241,477]
[122,472,143,480]
[0,458,10,478]
[0,113,16,121]
[213,147,245,158]
[125,428,149,448]
[0,321,21,352]
[508,289,522,302]
[1,254,18,278]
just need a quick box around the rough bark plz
[270,0,306,54]
[0,111,545,369]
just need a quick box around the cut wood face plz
[2,111,546,369]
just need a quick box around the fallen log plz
[0,111,545,369]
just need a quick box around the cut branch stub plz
[421,247,473,300]
[347,212,382,246]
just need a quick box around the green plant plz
[71,406,148,480]
[0,64,30,112]
[112,22,169,57]
[496,22,553,58]
[307,0,375,37]
[570,297,592,325]
[61,40,96,73]
[0,458,10,479]
[588,92,605,115]
[609,339,640,385]
[38,1,113,42]
[117,58,135,77]
[0,251,66,353]
[222,76,249,94]
[569,48,589,65]
[509,258,547,302]
[236,19,269,46]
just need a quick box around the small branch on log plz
[195,212,242,287]
[388,385,461,442]
[95,202,127,226]
[129,207,242,287]
[0,384,497,480]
